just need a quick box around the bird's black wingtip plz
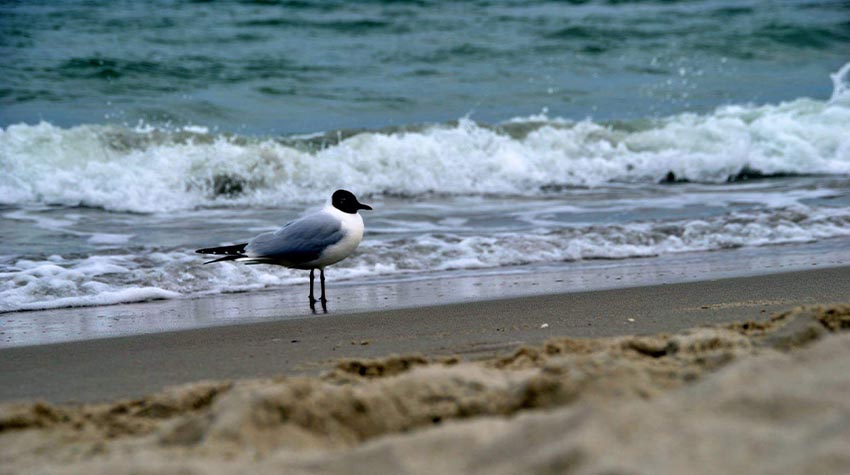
[202,255,243,264]
[195,243,249,255]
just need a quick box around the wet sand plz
[1,265,848,404]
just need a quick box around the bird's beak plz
[358,203,373,211]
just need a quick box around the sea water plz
[1,0,849,312]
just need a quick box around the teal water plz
[2,0,848,133]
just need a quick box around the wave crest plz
[2,95,849,213]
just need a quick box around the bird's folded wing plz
[245,212,344,264]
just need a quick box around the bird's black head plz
[331,189,372,214]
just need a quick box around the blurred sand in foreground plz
[2,304,849,474]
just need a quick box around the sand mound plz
[2,304,849,474]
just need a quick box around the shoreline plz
[1,265,849,403]
[4,237,850,349]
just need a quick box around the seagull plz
[196,189,372,311]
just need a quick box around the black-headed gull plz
[196,189,372,311]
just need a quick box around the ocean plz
[1,0,849,313]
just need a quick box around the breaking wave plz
[2,63,849,313]
[2,69,849,213]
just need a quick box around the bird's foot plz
[308,297,326,313]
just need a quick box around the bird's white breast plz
[314,205,364,267]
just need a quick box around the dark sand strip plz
[1,266,847,403]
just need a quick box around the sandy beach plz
[2,266,850,474]
[2,265,849,403]
[3,2,849,472]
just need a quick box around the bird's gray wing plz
[245,212,344,265]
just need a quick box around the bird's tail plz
[195,243,248,265]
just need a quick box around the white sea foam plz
[829,61,850,104]
[7,288,181,312]
[87,233,135,245]
[2,204,849,313]
[2,76,849,213]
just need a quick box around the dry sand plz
[2,303,849,474]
